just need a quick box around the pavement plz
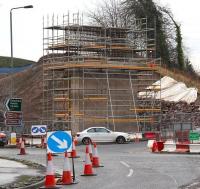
[0,142,200,189]
[0,158,43,187]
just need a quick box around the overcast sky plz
[0,0,199,72]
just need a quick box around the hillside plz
[158,66,200,95]
[0,62,42,125]
[0,56,36,67]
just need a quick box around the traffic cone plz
[18,140,26,155]
[135,136,140,143]
[81,145,97,176]
[69,140,80,158]
[92,142,104,168]
[40,153,60,189]
[42,136,47,149]
[152,140,158,153]
[41,136,44,148]
[88,142,93,162]
[74,135,78,146]
[57,152,78,185]
[17,137,22,148]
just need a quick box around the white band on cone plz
[63,157,71,171]
[85,153,92,165]
[46,161,54,175]
[88,144,92,154]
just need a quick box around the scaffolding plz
[42,13,161,133]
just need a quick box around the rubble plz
[161,100,200,129]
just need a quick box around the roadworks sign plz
[31,125,47,136]
[47,131,72,154]
[189,131,199,141]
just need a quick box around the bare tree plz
[88,0,188,69]
[88,0,128,28]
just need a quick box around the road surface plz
[0,142,200,189]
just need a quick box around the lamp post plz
[10,5,33,97]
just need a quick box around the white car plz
[76,127,131,144]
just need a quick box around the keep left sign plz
[47,131,72,154]
[31,125,47,136]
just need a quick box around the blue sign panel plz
[31,125,47,136]
[40,127,46,133]
[32,127,39,134]
[47,131,72,153]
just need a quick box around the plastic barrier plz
[162,141,176,152]
[189,144,200,153]
[147,140,155,149]
[144,132,156,140]
[176,143,189,152]
[157,141,164,151]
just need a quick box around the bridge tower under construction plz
[42,13,161,134]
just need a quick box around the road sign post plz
[6,98,22,111]
[47,131,72,154]
[189,131,199,141]
[31,125,47,136]
[4,111,23,127]
[5,98,23,127]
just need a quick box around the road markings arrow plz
[51,135,68,149]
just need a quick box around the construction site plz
[42,13,161,134]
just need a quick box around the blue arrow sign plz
[31,125,47,135]
[40,127,46,133]
[47,131,72,153]
[32,127,39,134]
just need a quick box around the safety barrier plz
[176,143,189,153]
[189,144,200,153]
[150,140,200,154]
[162,141,176,152]
[144,132,156,140]
[157,141,164,151]
[147,140,155,149]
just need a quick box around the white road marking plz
[127,169,134,177]
[120,161,133,177]
[120,161,130,168]
[185,182,199,188]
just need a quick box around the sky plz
[0,0,199,72]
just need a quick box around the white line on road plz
[120,161,130,168]
[120,161,133,177]
[127,169,134,177]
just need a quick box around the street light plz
[10,5,33,97]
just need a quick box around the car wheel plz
[116,136,126,144]
[82,137,91,145]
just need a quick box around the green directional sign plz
[189,131,200,141]
[6,98,22,112]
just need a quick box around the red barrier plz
[144,132,156,139]
[176,143,189,153]
[157,141,164,152]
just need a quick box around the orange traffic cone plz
[57,152,78,185]
[81,145,97,176]
[135,135,139,143]
[40,153,60,189]
[152,141,158,153]
[88,142,93,162]
[18,140,26,155]
[69,140,80,158]
[17,137,22,148]
[41,136,44,148]
[92,142,104,168]
[42,136,47,149]
[74,135,78,146]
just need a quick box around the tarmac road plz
[0,142,200,189]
